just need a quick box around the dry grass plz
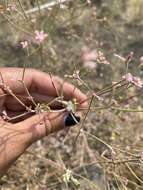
[0,0,143,189]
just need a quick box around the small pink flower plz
[34,30,48,44]
[87,0,91,4]
[132,77,143,88]
[97,51,110,65]
[126,51,134,63]
[122,73,134,83]
[20,41,28,49]
[7,3,17,11]
[81,47,110,69]
[122,73,143,88]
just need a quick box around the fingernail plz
[65,113,80,127]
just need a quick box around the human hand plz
[0,68,87,176]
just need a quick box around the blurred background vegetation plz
[0,0,143,189]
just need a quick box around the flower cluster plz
[87,0,92,4]
[81,46,109,69]
[122,73,143,88]
[20,30,48,49]
[96,51,110,65]
[34,30,48,44]
[7,3,17,12]
[20,41,28,49]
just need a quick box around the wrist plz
[0,122,42,176]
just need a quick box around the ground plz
[0,0,143,189]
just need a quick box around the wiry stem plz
[74,93,94,143]
[17,0,28,21]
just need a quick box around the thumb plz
[19,111,80,141]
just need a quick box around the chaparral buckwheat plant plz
[0,0,143,189]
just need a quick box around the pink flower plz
[34,30,48,44]
[97,51,110,65]
[122,73,143,88]
[7,3,17,11]
[132,77,143,88]
[122,73,134,83]
[87,0,91,4]
[20,41,28,49]
[81,46,110,69]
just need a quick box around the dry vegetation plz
[0,0,143,189]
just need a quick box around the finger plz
[18,111,80,141]
[0,68,87,110]
[6,110,34,123]
[30,93,63,108]
[5,94,62,111]
[30,70,88,108]
[0,68,33,93]
[5,94,33,111]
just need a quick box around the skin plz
[0,68,87,176]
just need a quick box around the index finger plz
[30,70,87,108]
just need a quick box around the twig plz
[25,0,70,14]
[74,93,94,143]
